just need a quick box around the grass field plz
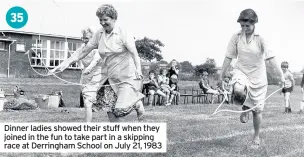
[0,78,304,157]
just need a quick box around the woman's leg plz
[84,99,93,122]
[252,110,262,145]
[82,87,98,122]
[135,100,145,121]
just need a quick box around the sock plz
[300,101,304,111]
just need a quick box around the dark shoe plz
[288,108,292,113]
[240,106,250,123]
[284,107,288,113]
[240,112,249,123]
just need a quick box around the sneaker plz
[240,112,249,123]
[288,108,292,113]
[165,102,171,106]
[240,105,250,123]
[284,107,288,113]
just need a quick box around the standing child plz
[143,70,167,106]
[220,9,284,147]
[281,61,295,113]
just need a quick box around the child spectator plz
[158,68,171,106]
[199,71,220,104]
[221,75,232,104]
[143,70,167,106]
[281,61,295,113]
[168,74,180,105]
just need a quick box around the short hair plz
[237,8,258,24]
[81,27,94,38]
[96,4,118,20]
[281,61,289,68]
[149,70,156,75]
[160,68,167,74]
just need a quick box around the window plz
[31,40,47,66]
[30,39,82,69]
[49,41,65,67]
[0,42,5,50]
[16,43,25,52]
[68,42,82,68]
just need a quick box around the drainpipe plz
[8,40,16,78]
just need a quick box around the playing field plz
[0,78,303,157]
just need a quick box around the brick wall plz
[0,33,82,79]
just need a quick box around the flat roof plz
[0,30,81,40]
[0,38,16,42]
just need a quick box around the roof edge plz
[0,30,81,40]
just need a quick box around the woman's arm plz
[267,57,284,85]
[83,51,102,74]
[128,46,142,77]
[220,57,232,80]
[49,45,95,74]
[289,73,295,88]
[123,30,142,78]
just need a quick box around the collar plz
[100,23,120,35]
[238,29,259,44]
[237,28,260,36]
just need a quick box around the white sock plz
[300,101,304,111]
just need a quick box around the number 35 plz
[11,13,23,22]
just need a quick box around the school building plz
[0,30,83,79]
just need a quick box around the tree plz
[149,62,160,71]
[180,61,194,73]
[135,37,164,61]
[194,58,217,76]
[158,60,168,65]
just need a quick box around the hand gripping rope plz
[26,0,130,88]
[210,86,284,116]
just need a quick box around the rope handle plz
[210,87,283,116]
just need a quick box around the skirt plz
[95,80,117,112]
[230,69,267,111]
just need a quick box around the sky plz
[1,0,304,72]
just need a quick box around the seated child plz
[199,71,220,104]
[168,74,180,105]
[158,68,171,105]
[143,70,167,106]
[221,75,232,104]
